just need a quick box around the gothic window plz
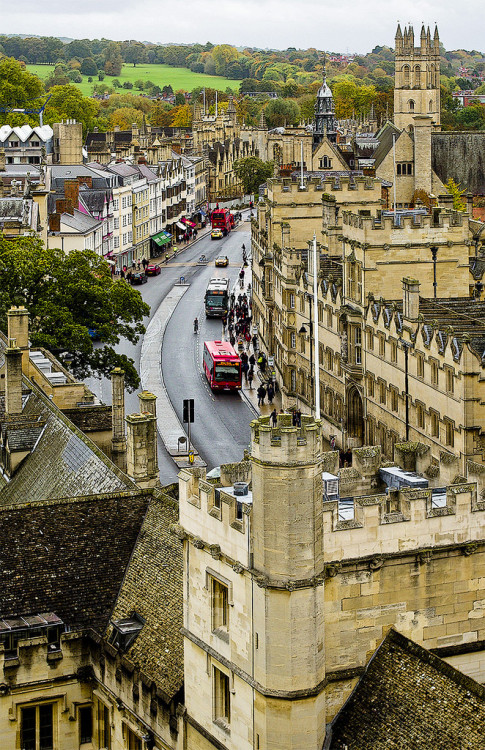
[403,65,410,86]
[414,66,421,87]
[319,156,333,169]
[347,261,362,303]
[408,100,415,112]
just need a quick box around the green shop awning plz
[152,231,172,247]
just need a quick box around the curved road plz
[163,227,254,469]
[86,216,254,482]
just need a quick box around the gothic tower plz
[394,23,441,131]
[313,60,337,146]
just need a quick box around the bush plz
[123,81,133,89]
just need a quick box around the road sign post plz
[183,399,195,451]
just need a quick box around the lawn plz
[27,63,240,97]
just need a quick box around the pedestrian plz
[142,257,148,270]
[267,383,274,404]
[252,334,258,352]
[296,409,302,428]
[242,360,249,383]
[120,268,125,279]
[270,408,277,427]
[240,351,248,366]
[230,334,236,347]
[248,367,254,389]
[260,354,267,374]
[257,384,266,407]
[330,435,336,450]
[249,353,255,368]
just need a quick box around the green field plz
[27,63,240,97]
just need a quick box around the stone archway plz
[346,385,364,447]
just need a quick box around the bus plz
[211,208,235,235]
[203,340,242,391]
[205,277,230,317]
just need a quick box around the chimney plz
[126,413,159,488]
[49,213,61,232]
[111,368,127,468]
[138,390,157,417]
[64,179,80,214]
[7,306,29,372]
[78,175,92,189]
[5,338,23,416]
[402,277,420,320]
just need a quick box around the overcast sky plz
[2,0,484,53]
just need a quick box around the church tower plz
[313,61,337,146]
[394,23,441,131]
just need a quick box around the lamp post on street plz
[298,235,320,418]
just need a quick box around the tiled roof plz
[432,132,485,195]
[108,493,184,701]
[0,491,150,632]
[373,121,401,169]
[0,384,133,504]
[59,209,102,233]
[63,405,113,432]
[325,628,485,749]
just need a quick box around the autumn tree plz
[234,156,275,196]
[104,42,123,76]
[0,237,149,390]
[0,57,44,125]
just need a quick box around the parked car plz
[211,229,223,240]
[146,264,161,276]
[130,271,148,285]
[215,255,229,267]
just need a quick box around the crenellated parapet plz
[251,413,323,467]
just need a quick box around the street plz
[86,219,254,482]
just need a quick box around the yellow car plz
[215,255,229,267]
[211,229,223,240]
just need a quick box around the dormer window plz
[108,613,144,651]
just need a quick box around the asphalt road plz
[86,217,254,483]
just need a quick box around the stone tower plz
[394,23,441,131]
[313,61,337,145]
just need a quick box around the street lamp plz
[430,246,438,298]
[399,338,412,441]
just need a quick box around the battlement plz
[251,414,322,465]
[323,481,483,563]
[342,208,466,234]
[268,175,380,200]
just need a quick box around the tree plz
[80,57,98,76]
[44,85,100,134]
[263,98,300,128]
[234,156,275,196]
[104,42,123,77]
[175,91,185,106]
[150,100,173,126]
[0,57,44,125]
[123,42,147,67]
[170,104,192,127]
[445,178,467,211]
[0,237,149,390]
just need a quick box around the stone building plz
[251,174,485,470]
[177,414,485,748]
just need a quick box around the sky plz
[2,0,484,54]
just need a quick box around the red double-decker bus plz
[203,340,242,391]
[211,208,235,236]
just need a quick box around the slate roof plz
[108,493,184,701]
[59,209,102,234]
[0,384,133,504]
[373,120,401,169]
[0,491,151,632]
[63,405,113,432]
[432,132,485,195]
[324,628,485,750]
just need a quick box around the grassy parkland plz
[27,63,239,96]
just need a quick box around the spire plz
[396,23,402,39]
[434,24,440,51]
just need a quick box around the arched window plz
[408,100,415,112]
[414,66,421,87]
[403,65,410,86]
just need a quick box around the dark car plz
[146,264,161,276]
[130,271,148,285]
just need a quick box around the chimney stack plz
[139,390,157,417]
[64,179,80,215]
[7,306,29,372]
[402,277,420,321]
[126,412,159,488]
[111,368,127,469]
[5,338,23,416]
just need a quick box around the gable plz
[311,138,348,171]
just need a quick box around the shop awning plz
[176,221,187,231]
[183,219,196,228]
[152,230,172,247]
